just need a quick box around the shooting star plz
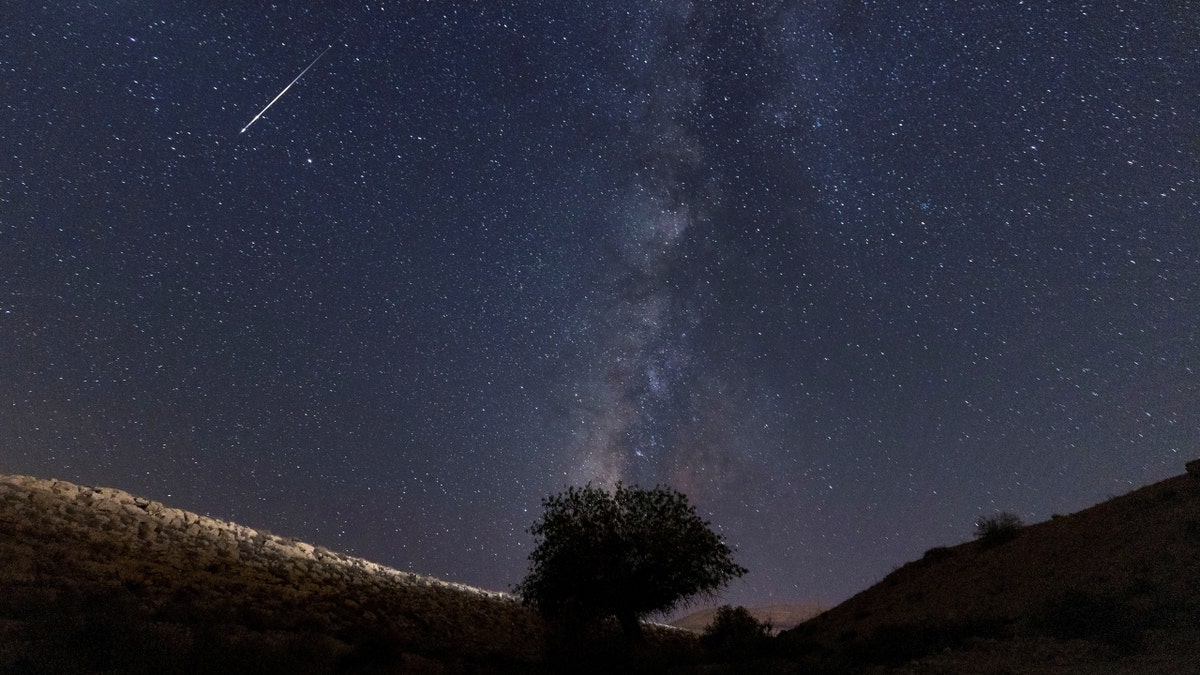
[240,39,338,134]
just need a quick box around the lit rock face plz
[0,473,548,672]
[0,473,507,598]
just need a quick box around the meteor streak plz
[240,40,337,134]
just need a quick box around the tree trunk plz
[617,611,643,643]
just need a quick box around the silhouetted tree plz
[515,483,746,641]
[700,604,774,663]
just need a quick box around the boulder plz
[1187,459,1200,478]
[94,499,122,513]
[0,475,42,492]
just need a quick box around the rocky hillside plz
[780,461,1200,673]
[0,474,546,673]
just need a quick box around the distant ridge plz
[780,461,1200,673]
[671,603,825,633]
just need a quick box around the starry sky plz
[3,1,1197,609]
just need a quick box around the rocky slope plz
[0,473,546,673]
[780,461,1200,673]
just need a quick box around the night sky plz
[3,1,1197,610]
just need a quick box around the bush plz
[974,512,1023,547]
[700,605,773,663]
[920,546,955,563]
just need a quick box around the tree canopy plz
[514,483,747,638]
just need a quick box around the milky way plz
[565,2,712,490]
[3,1,1197,609]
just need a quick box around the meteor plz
[240,40,338,134]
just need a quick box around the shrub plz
[922,546,953,560]
[974,512,1023,547]
[700,605,773,663]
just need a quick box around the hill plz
[0,474,555,672]
[779,461,1200,673]
[0,474,706,673]
[9,465,1200,674]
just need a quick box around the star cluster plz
[3,1,1196,607]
